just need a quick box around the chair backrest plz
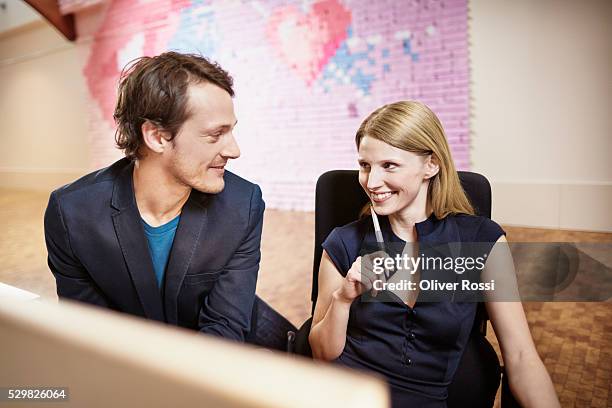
[311,170,492,313]
[308,170,500,407]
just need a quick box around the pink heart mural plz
[266,0,351,85]
[83,0,188,126]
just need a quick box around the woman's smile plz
[370,191,397,203]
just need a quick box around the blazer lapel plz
[111,162,165,322]
[164,189,210,325]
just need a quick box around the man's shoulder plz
[210,171,264,226]
[223,170,258,189]
[221,170,262,199]
[51,158,130,201]
[194,170,264,222]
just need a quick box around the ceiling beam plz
[24,0,76,41]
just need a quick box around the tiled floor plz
[1,189,610,407]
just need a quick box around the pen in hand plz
[370,206,391,282]
[371,205,386,252]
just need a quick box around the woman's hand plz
[310,249,388,361]
[334,251,388,303]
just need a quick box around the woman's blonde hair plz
[356,101,474,219]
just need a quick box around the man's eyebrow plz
[205,120,238,133]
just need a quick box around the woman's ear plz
[424,154,440,179]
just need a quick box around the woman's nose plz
[366,168,384,190]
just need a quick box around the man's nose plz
[221,132,241,159]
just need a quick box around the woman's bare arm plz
[485,236,560,408]
[309,251,374,360]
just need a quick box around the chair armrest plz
[287,317,313,357]
[501,367,522,408]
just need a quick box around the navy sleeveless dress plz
[322,213,505,408]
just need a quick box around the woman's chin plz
[371,203,394,216]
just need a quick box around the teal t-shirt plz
[142,215,180,288]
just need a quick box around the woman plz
[308,101,559,407]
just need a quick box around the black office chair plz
[289,170,520,408]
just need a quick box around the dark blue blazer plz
[44,157,264,342]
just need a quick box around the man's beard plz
[194,178,225,194]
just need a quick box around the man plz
[45,52,290,345]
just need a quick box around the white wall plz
[0,0,40,35]
[470,0,612,231]
[0,16,90,191]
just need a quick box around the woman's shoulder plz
[321,217,371,275]
[447,213,506,243]
[323,217,371,256]
[328,216,371,242]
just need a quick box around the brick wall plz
[79,0,469,210]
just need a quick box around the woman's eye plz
[359,162,370,169]
[382,162,397,169]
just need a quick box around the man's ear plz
[424,154,440,179]
[141,120,170,154]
